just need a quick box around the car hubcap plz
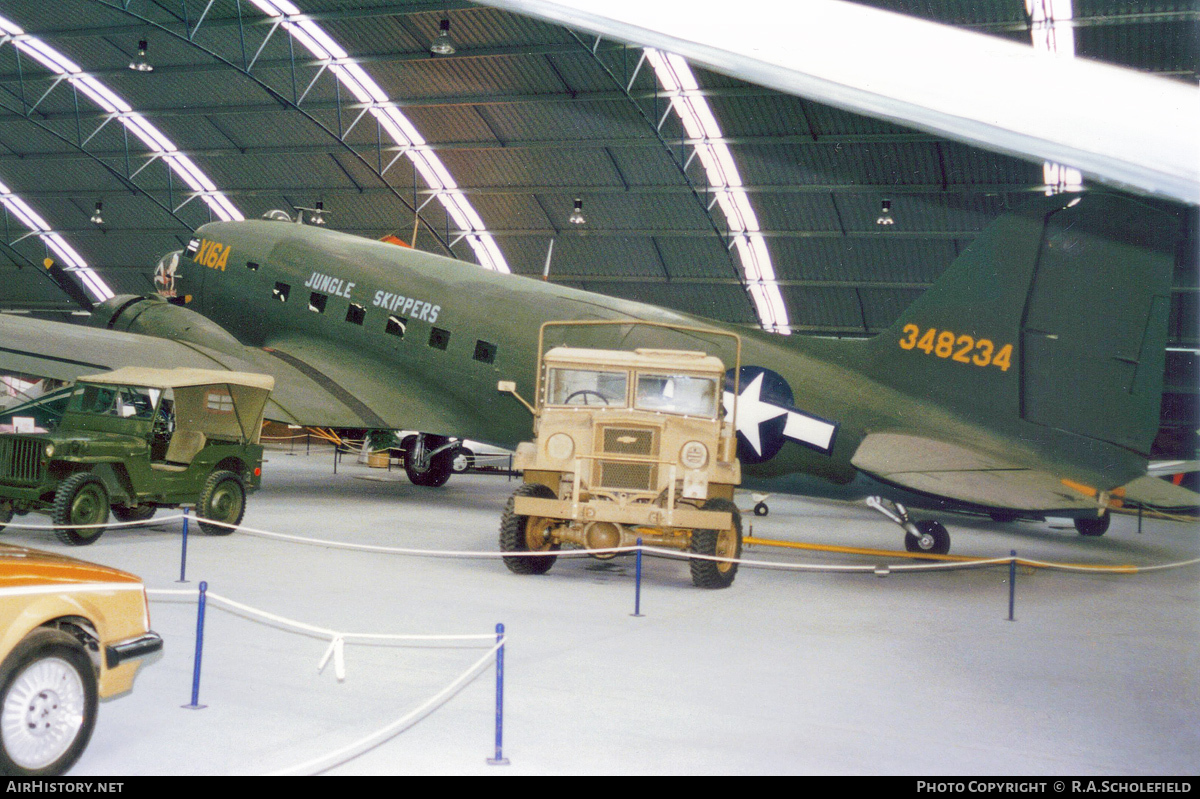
[1,658,85,770]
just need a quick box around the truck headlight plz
[44,443,54,458]
[680,440,708,469]
[546,433,575,462]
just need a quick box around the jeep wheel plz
[111,505,156,524]
[689,498,743,589]
[500,483,560,575]
[0,628,98,776]
[52,474,110,546]
[197,471,246,536]
[0,502,11,534]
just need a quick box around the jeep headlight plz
[43,443,54,458]
[680,440,708,469]
[545,433,575,462]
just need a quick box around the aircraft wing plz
[850,432,1110,512]
[478,0,1199,203]
[1116,475,1200,511]
[0,314,378,429]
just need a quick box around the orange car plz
[0,544,161,776]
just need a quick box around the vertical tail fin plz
[870,193,1179,456]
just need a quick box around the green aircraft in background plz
[1,192,1194,554]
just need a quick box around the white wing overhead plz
[478,0,1199,204]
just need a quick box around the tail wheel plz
[0,628,98,776]
[690,498,743,589]
[904,520,950,555]
[1075,514,1111,537]
[51,473,109,546]
[499,483,560,575]
[197,470,246,536]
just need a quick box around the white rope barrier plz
[266,641,504,776]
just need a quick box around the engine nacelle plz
[89,294,245,357]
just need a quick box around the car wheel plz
[689,498,743,589]
[451,448,475,473]
[197,470,246,536]
[51,473,110,546]
[0,628,98,776]
[111,505,156,523]
[499,483,560,575]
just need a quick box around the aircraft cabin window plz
[474,340,497,364]
[385,316,406,338]
[308,292,327,314]
[346,303,365,325]
[429,327,450,351]
[246,261,260,271]
[272,282,290,302]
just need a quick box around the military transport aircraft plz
[0,191,1196,555]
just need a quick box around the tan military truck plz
[498,322,744,588]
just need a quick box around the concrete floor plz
[6,444,1196,775]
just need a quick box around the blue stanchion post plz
[177,509,190,583]
[1007,550,1017,622]
[632,538,644,617]
[184,580,208,709]
[487,623,509,765]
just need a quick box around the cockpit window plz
[546,368,628,407]
[635,374,719,418]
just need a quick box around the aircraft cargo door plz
[1019,196,1176,455]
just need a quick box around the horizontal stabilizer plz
[1117,475,1200,510]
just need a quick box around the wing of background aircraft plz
[476,0,1200,204]
[0,312,460,433]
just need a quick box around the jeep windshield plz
[546,368,628,407]
[67,384,161,420]
[634,373,720,418]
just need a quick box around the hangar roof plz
[0,0,1193,345]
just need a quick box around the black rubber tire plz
[753,502,769,517]
[111,505,156,523]
[0,502,11,534]
[405,446,454,487]
[499,483,560,575]
[451,448,475,474]
[0,628,98,776]
[1075,514,1111,537]
[904,519,951,555]
[690,498,743,589]
[51,473,109,546]
[197,470,246,536]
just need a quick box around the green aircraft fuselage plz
[151,192,1174,513]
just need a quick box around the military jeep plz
[0,368,274,545]
[498,321,744,588]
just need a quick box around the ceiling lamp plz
[876,199,895,226]
[296,201,326,226]
[430,19,456,55]
[89,201,103,225]
[569,198,586,225]
[128,39,153,72]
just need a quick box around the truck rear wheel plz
[689,498,742,589]
[52,473,110,546]
[197,470,245,535]
[500,483,559,575]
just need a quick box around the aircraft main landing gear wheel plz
[690,498,743,589]
[52,473,110,546]
[0,628,98,776]
[904,520,950,555]
[404,435,454,487]
[500,483,560,575]
[1075,514,1110,537]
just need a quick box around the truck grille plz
[594,425,659,492]
[0,437,43,485]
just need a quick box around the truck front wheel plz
[689,498,743,589]
[52,473,110,546]
[500,483,559,575]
